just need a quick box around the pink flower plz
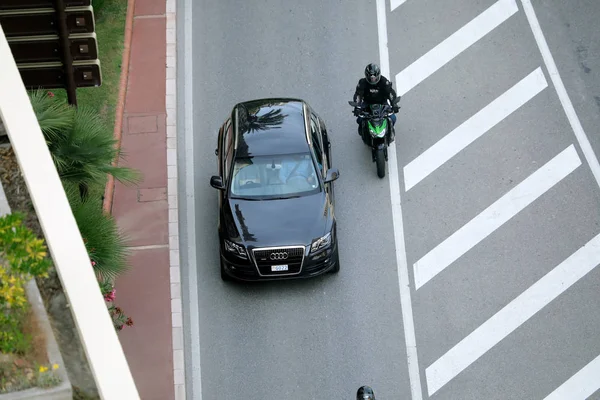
[91,261,96,267]
[47,91,55,97]
[103,289,116,302]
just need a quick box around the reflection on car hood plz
[228,193,331,248]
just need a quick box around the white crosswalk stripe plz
[394,0,519,96]
[426,232,600,395]
[543,354,600,400]
[413,145,582,290]
[390,0,408,12]
[403,67,548,191]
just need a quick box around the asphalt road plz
[177,0,600,399]
[177,0,412,399]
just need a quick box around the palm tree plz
[63,181,130,280]
[28,90,141,199]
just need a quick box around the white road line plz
[394,0,518,96]
[376,1,423,399]
[426,233,600,396]
[403,67,547,191]
[543,354,600,400]
[390,0,408,12]
[413,145,581,290]
[521,0,600,190]
[181,0,203,398]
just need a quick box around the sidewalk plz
[108,0,182,399]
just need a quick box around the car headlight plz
[310,232,332,254]
[224,239,247,259]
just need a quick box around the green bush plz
[0,213,52,278]
[0,312,30,355]
[0,213,51,354]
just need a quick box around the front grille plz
[252,246,305,276]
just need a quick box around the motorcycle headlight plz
[310,232,332,254]
[224,239,247,259]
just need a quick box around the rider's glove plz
[353,107,359,116]
[392,106,399,113]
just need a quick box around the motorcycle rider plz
[352,63,399,141]
[357,385,376,400]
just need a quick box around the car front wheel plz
[329,247,340,273]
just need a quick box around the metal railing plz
[0,25,140,400]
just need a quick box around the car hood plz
[228,192,333,249]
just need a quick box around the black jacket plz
[353,76,397,105]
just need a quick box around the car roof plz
[232,98,311,158]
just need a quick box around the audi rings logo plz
[269,252,289,260]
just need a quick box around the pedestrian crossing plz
[414,144,582,290]
[394,0,519,97]
[383,0,600,397]
[426,232,600,395]
[403,67,548,191]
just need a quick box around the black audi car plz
[209,98,340,281]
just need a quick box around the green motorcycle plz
[348,96,401,178]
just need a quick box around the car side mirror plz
[210,176,225,190]
[324,168,340,183]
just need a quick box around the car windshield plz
[230,153,321,199]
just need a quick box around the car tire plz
[330,247,340,274]
[220,260,232,281]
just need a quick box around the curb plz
[165,0,186,398]
[102,0,136,214]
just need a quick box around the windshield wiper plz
[271,195,301,200]
[232,196,262,201]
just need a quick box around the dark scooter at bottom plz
[357,385,376,399]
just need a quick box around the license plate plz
[271,265,289,272]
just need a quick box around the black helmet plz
[357,385,376,400]
[364,63,381,85]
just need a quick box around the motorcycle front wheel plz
[376,148,386,178]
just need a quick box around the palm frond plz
[28,89,74,141]
[64,181,131,280]
[46,105,142,189]
[98,165,142,186]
